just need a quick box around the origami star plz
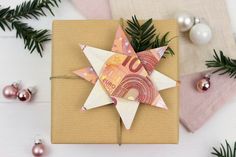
[74,26,177,129]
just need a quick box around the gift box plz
[51,20,179,144]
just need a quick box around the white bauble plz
[175,11,194,32]
[189,23,212,45]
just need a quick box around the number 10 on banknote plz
[100,54,163,106]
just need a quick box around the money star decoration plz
[73,26,177,129]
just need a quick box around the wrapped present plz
[51,20,179,144]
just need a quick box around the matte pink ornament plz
[2,83,19,99]
[32,142,44,157]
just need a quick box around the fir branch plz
[206,50,236,78]
[0,0,61,57]
[126,15,156,52]
[9,0,61,20]
[0,6,11,31]
[125,15,175,57]
[12,21,50,57]
[212,140,236,157]
[152,32,176,57]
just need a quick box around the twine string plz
[50,75,123,145]
[50,18,127,145]
[50,75,80,80]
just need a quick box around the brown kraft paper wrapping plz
[51,20,179,144]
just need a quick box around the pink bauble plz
[2,84,19,99]
[17,89,32,102]
[32,143,44,157]
[196,77,210,92]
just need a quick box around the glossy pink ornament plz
[2,82,19,99]
[32,139,44,157]
[196,76,210,92]
[17,87,36,102]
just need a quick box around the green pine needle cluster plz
[206,50,236,78]
[0,0,60,57]
[12,21,50,54]
[212,140,236,157]
[125,15,175,57]
[126,16,156,52]
[152,32,175,57]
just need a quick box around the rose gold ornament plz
[196,76,210,92]
[32,138,45,157]
[17,87,36,102]
[2,82,19,99]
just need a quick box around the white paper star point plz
[74,26,177,129]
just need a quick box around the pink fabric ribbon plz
[180,71,236,132]
[70,0,236,132]
[71,0,112,19]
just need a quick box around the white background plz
[0,0,236,157]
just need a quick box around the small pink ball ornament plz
[2,82,19,99]
[17,87,36,102]
[196,76,211,92]
[32,138,45,157]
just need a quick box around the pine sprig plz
[206,50,236,78]
[0,0,61,57]
[126,15,156,52]
[12,21,50,57]
[125,15,175,57]
[212,140,236,157]
[0,6,11,31]
[152,32,176,57]
[10,0,60,20]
